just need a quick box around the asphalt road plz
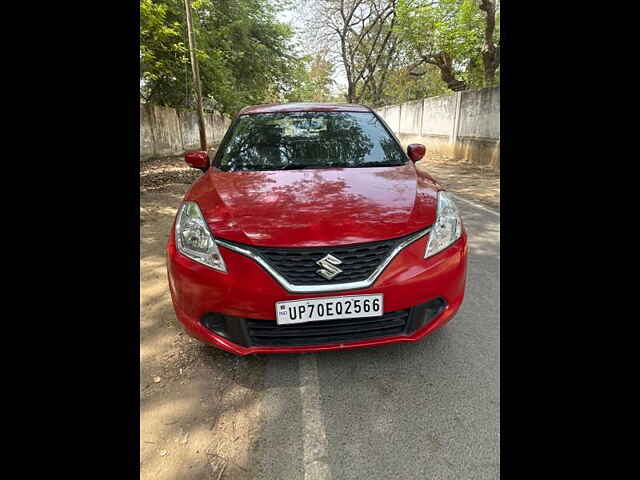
[248,198,500,480]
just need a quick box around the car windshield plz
[216,111,407,171]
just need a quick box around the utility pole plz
[184,0,207,151]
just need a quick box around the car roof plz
[238,102,372,115]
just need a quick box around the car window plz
[216,112,407,171]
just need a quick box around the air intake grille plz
[246,309,410,347]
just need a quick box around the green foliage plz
[396,0,499,90]
[284,50,337,103]
[140,0,302,115]
[382,65,449,104]
[140,0,189,98]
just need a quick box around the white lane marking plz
[300,354,331,480]
[451,193,500,217]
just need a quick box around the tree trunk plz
[408,52,467,92]
[346,82,357,103]
[432,52,467,92]
[437,62,467,92]
[479,0,499,87]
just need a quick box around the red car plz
[166,103,467,355]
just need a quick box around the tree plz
[396,0,499,91]
[284,50,337,102]
[378,63,449,104]
[304,0,401,104]
[140,0,303,115]
[353,18,401,106]
[479,0,499,86]
[140,0,189,103]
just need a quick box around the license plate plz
[276,294,384,326]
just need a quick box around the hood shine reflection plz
[186,163,440,247]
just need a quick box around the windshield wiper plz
[279,162,405,170]
[364,162,404,167]
[279,163,330,170]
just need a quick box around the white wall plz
[140,104,231,159]
[375,86,500,169]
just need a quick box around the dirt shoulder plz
[416,154,500,211]
[140,155,266,480]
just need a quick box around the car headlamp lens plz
[425,191,462,258]
[175,202,227,272]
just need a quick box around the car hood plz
[186,164,440,247]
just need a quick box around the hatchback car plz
[166,103,467,355]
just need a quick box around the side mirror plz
[185,151,210,171]
[407,144,426,163]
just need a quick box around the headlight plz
[175,201,227,272]
[425,191,462,258]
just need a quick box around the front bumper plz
[166,230,468,355]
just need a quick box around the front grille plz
[246,309,411,347]
[250,234,416,286]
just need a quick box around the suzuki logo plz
[315,254,343,280]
